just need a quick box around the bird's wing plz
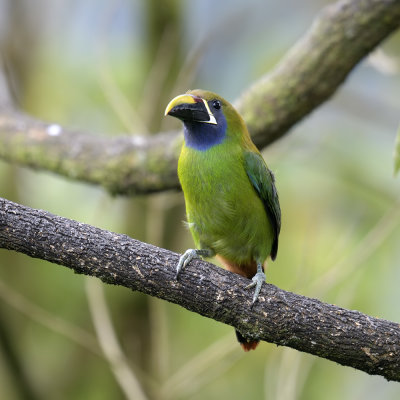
[244,151,281,260]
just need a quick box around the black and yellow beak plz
[164,94,217,125]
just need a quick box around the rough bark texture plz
[0,0,399,194]
[1,196,399,381]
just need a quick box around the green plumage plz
[176,90,280,275]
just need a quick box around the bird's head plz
[165,89,246,151]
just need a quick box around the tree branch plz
[1,196,399,381]
[236,0,400,146]
[0,0,399,194]
[0,107,182,195]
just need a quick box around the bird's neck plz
[183,119,227,151]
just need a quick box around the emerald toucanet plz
[165,90,281,351]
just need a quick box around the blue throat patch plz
[183,114,227,151]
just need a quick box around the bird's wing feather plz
[244,151,281,260]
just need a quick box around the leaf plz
[394,124,400,176]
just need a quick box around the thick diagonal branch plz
[0,0,399,194]
[236,0,400,146]
[1,196,399,381]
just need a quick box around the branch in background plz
[0,107,182,194]
[237,0,400,147]
[0,0,399,194]
[0,310,39,400]
[1,196,399,381]
[85,279,148,400]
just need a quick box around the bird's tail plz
[216,256,261,351]
[235,330,259,351]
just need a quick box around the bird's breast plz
[178,144,273,265]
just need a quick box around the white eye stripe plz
[201,99,217,125]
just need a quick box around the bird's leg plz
[176,249,214,279]
[245,263,266,306]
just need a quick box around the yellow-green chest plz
[178,143,274,264]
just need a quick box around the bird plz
[164,89,281,351]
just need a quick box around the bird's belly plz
[186,188,273,265]
[178,145,274,266]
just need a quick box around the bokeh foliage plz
[0,0,399,399]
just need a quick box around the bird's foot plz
[176,249,212,279]
[245,264,265,306]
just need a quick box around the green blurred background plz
[0,0,399,399]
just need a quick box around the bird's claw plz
[245,271,266,306]
[176,248,213,279]
[176,249,199,279]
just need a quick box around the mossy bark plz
[0,107,182,194]
[237,0,400,147]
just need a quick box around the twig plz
[0,278,101,355]
[86,279,149,400]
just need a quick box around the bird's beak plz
[164,94,217,125]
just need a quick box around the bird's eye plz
[212,100,221,110]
